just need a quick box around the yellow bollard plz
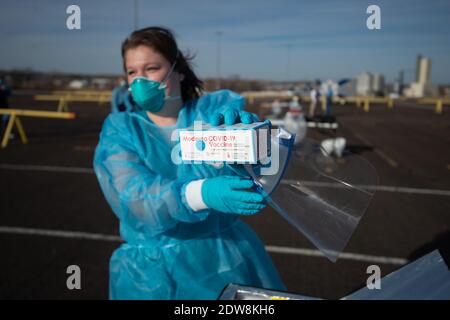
[0,109,76,148]
[1,114,16,148]
[57,96,70,112]
[364,99,370,112]
[388,98,394,109]
[321,96,326,112]
[435,100,443,114]
[36,92,112,111]
[14,116,28,144]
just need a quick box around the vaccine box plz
[179,120,271,164]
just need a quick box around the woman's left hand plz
[210,108,259,126]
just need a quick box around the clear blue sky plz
[1,0,449,84]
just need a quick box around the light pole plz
[134,0,139,30]
[286,44,292,84]
[215,31,223,90]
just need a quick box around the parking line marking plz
[265,245,408,265]
[0,226,408,266]
[0,163,94,174]
[1,163,449,196]
[73,145,96,152]
[281,180,450,196]
[0,226,121,242]
[350,131,398,167]
[374,149,398,167]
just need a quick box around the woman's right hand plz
[201,176,266,215]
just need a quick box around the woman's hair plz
[121,26,203,102]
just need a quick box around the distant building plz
[404,55,437,98]
[68,79,88,89]
[92,78,110,89]
[339,79,357,96]
[372,74,385,95]
[415,54,431,84]
[356,72,373,96]
[438,84,450,97]
[356,72,386,96]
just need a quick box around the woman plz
[93,26,286,299]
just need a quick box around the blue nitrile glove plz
[210,108,260,126]
[201,176,266,215]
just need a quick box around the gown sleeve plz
[93,115,211,237]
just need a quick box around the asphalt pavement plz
[0,93,449,299]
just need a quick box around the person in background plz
[309,86,318,118]
[271,98,282,118]
[289,95,300,110]
[325,81,334,117]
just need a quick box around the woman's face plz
[124,45,183,98]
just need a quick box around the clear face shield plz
[228,127,378,262]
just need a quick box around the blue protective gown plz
[93,89,286,300]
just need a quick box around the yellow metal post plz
[57,98,69,112]
[1,114,15,148]
[57,99,63,112]
[14,116,28,144]
[436,100,443,114]
[98,93,106,105]
[35,93,112,110]
[0,109,76,148]
[321,96,326,112]
[364,99,370,112]
[388,98,394,109]
[0,109,76,119]
[102,93,111,105]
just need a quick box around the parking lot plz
[0,92,449,299]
